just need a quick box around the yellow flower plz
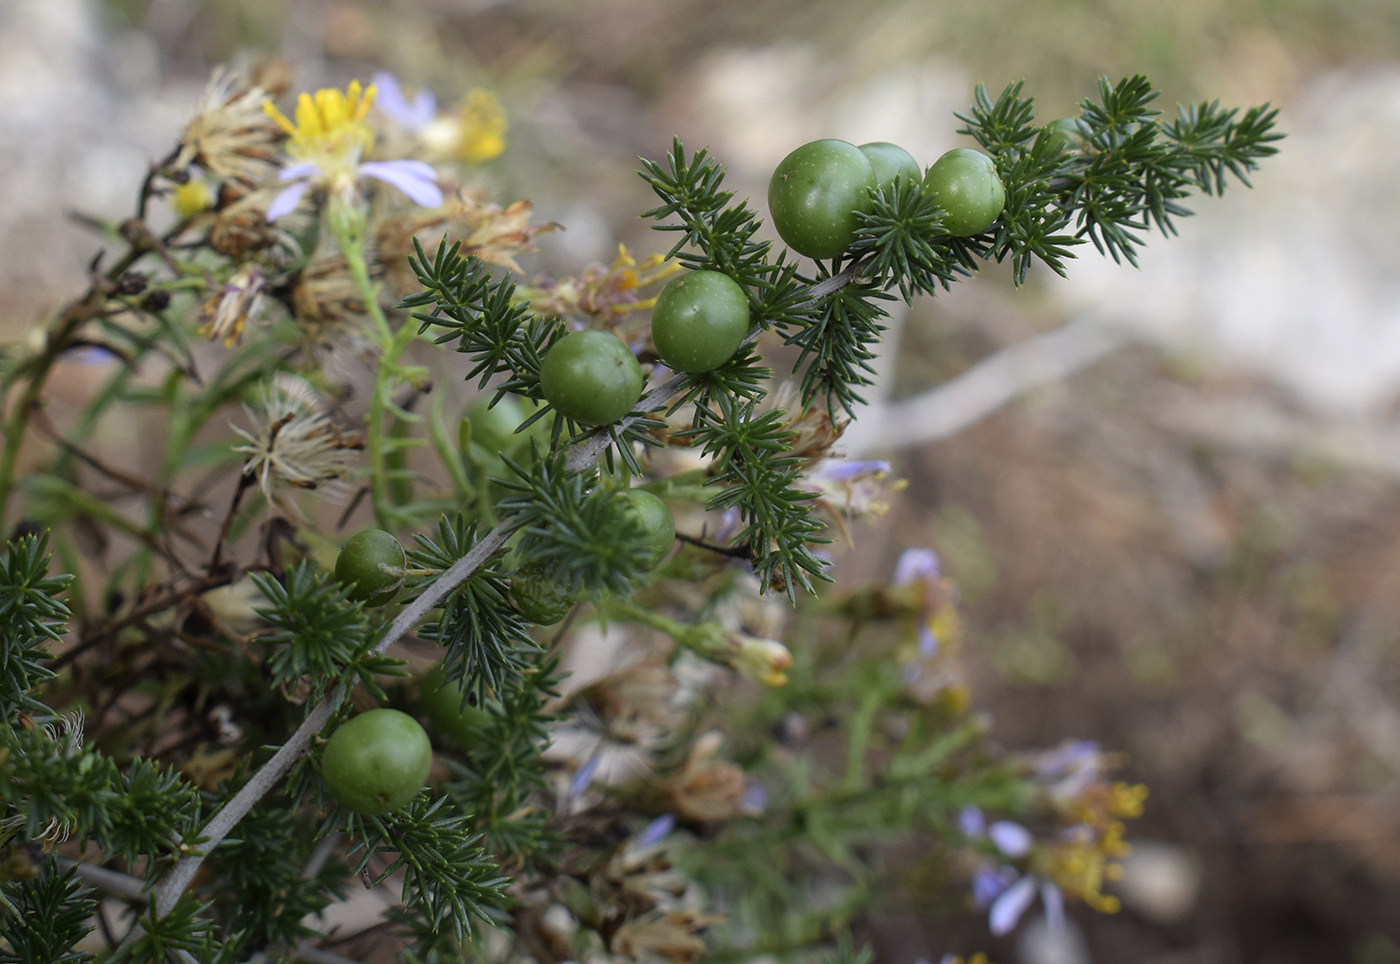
[265,81,376,177]
[173,177,214,219]
[733,635,794,687]
[262,82,443,220]
[421,88,508,162]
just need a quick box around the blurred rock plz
[1017,913,1092,964]
[1055,65,1400,418]
[1116,841,1203,925]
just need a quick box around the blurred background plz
[3,0,1400,961]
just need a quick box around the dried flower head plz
[771,380,847,467]
[610,910,717,964]
[375,194,561,292]
[291,246,376,361]
[522,246,682,326]
[176,68,285,191]
[233,373,362,501]
[208,183,301,257]
[662,731,752,823]
[198,263,267,346]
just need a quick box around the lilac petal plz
[742,782,768,813]
[959,805,986,838]
[989,820,1034,858]
[894,547,940,586]
[918,622,939,658]
[360,160,443,208]
[372,70,437,130]
[972,866,1011,907]
[989,874,1038,936]
[568,752,601,799]
[820,458,891,481]
[1041,881,1066,935]
[636,813,675,848]
[266,180,310,221]
[902,660,924,685]
[279,161,320,181]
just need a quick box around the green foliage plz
[252,563,369,694]
[408,513,538,702]
[0,861,95,964]
[200,802,340,953]
[403,236,557,397]
[496,452,654,597]
[957,75,1282,270]
[684,393,830,596]
[0,65,1278,964]
[342,796,510,944]
[0,533,72,721]
[111,895,220,964]
[440,650,560,864]
[0,719,202,864]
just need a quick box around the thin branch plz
[844,314,1128,456]
[54,857,148,901]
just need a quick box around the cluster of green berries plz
[768,139,1007,258]
[539,277,751,425]
[319,134,1009,819]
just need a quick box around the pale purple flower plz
[636,813,675,848]
[893,547,940,586]
[819,458,892,481]
[894,547,943,657]
[959,805,986,838]
[568,751,602,800]
[266,157,444,220]
[972,865,1015,907]
[961,805,1057,937]
[1034,740,1107,805]
[988,820,1034,858]
[372,71,437,131]
[989,875,1067,937]
[989,875,1039,936]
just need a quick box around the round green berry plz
[768,139,877,260]
[1043,117,1085,154]
[335,529,406,606]
[511,563,577,625]
[622,489,675,571]
[540,330,644,426]
[321,708,432,816]
[922,148,1006,237]
[418,663,491,750]
[465,395,526,453]
[857,141,921,195]
[650,271,751,374]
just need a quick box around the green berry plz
[540,330,645,426]
[622,489,675,571]
[321,708,432,816]
[650,271,751,374]
[335,529,406,606]
[768,139,877,260]
[418,663,491,750]
[511,563,577,625]
[922,148,1006,237]
[857,141,921,194]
